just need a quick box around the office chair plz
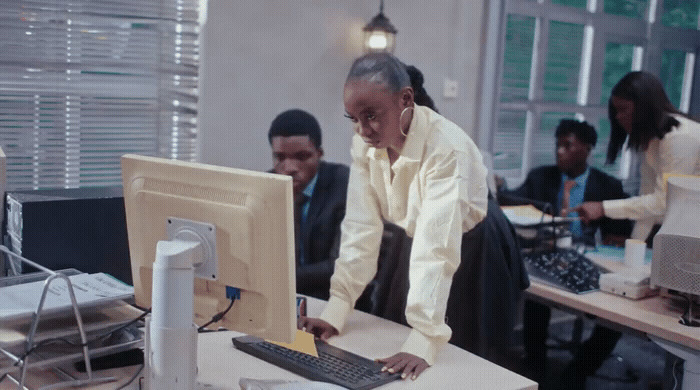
[365,222,406,316]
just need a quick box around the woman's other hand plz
[377,352,429,380]
[569,201,605,224]
[297,316,339,340]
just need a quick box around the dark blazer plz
[498,165,633,243]
[377,197,530,360]
[296,161,350,300]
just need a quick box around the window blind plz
[0,0,199,190]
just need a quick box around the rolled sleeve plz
[602,197,641,220]
[318,295,353,334]
[603,129,700,221]
[324,136,384,331]
[400,329,443,366]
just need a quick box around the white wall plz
[198,0,488,170]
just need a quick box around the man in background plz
[268,109,350,301]
[497,119,632,388]
[498,119,631,246]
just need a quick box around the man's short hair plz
[555,119,597,147]
[268,109,322,149]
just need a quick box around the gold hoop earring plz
[399,106,414,137]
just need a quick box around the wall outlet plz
[443,78,458,98]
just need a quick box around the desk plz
[2,297,537,390]
[526,250,700,390]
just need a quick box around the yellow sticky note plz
[266,329,319,357]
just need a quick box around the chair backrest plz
[366,222,407,317]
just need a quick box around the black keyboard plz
[232,335,400,390]
[523,248,604,294]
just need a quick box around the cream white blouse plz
[603,114,700,240]
[318,105,488,365]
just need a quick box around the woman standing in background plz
[574,71,700,242]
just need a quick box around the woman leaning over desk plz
[573,71,700,242]
[299,53,490,380]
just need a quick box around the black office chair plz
[366,222,406,316]
[353,222,406,314]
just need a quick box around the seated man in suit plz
[497,119,632,388]
[268,109,350,301]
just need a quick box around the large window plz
[0,0,199,190]
[487,0,700,188]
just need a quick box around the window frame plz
[0,0,200,191]
[480,0,700,189]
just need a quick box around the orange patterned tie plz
[561,180,577,216]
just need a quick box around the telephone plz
[599,268,658,299]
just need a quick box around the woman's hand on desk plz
[378,352,429,380]
[298,316,338,340]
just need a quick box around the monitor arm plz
[147,218,217,390]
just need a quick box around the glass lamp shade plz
[362,9,397,53]
[363,29,396,53]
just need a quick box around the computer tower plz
[4,186,132,284]
[651,176,700,297]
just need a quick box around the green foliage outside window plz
[661,0,699,29]
[501,14,536,103]
[543,21,584,103]
[661,50,688,109]
[601,43,635,104]
[604,0,648,19]
[552,0,587,8]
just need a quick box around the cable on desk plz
[115,363,145,390]
[197,297,235,332]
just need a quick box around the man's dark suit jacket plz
[297,161,350,300]
[498,165,632,244]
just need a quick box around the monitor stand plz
[146,218,216,390]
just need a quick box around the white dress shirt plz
[318,105,488,365]
[603,114,700,240]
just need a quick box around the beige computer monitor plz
[121,154,296,343]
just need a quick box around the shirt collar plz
[562,166,590,187]
[302,171,318,200]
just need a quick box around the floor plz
[502,309,678,390]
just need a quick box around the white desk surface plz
[526,250,700,351]
[1,298,537,390]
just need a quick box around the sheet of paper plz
[267,329,319,357]
[501,205,576,226]
[0,272,134,322]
